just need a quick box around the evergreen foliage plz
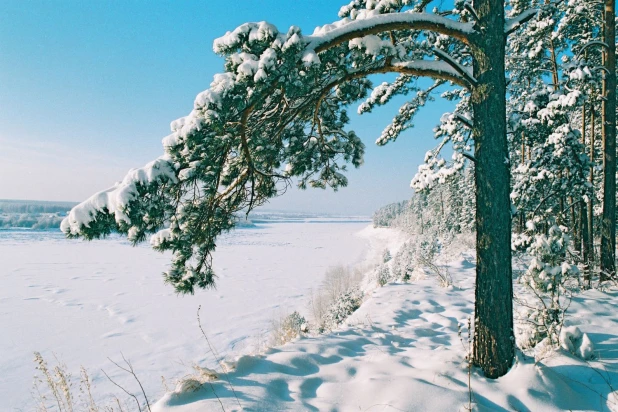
[62,0,616,378]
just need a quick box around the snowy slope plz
[153,248,618,411]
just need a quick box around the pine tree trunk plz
[590,100,596,268]
[518,133,526,233]
[581,104,591,286]
[582,201,591,286]
[470,0,514,379]
[568,175,579,253]
[600,0,616,281]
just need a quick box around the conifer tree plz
[62,0,537,378]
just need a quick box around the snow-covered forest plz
[4,0,618,410]
[0,200,75,230]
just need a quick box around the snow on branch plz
[64,7,485,294]
[306,12,475,53]
[454,113,473,129]
[61,156,177,238]
[505,9,538,36]
[575,40,610,59]
[391,60,469,88]
[463,3,480,25]
[431,47,476,87]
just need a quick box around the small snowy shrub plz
[318,287,364,333]
[376,263,392,286]
[271,311,307,345]
[516,223,580,347]
[415,237,452,287]
[391,241,416,281]
[173,364,222,396]
[321,265,356,302]
[310,265,366,327]
[382,248,392,263]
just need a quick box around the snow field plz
[0,222,372,410]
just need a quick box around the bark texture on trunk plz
[590,102,596,269]
[470,0,514,379]
[600,0,616,281]
[581,105,591,286]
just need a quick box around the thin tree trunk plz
[600,0,616,281]
[519,132,526,233]
[471,0,514,379]
[581,103,591,286]
[572,198,580,252]
[590,99,596,268]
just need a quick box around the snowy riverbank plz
[5,223,618,411]
[153,240,618,411]
[0,220,387,411]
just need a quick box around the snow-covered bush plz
[309,265,366,333]
[382,248,392,263]
[516,223,580,348]
[271,311,307,345]
[415,237,452,287]
[391,241,416,281]
[317,287,364,333]
[376,263,392,286]
[320,265,362,303]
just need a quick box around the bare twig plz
[101,369,141,412]
[197,305,242,410]
[106,354,151,412]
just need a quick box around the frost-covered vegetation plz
[0,200,75,230]
[51,0,617,402]
[0,213,65,230]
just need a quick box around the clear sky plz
[0,0,454,215]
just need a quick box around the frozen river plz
[0,220,372,410]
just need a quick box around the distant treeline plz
[0,199,76,214]
[0,213,64,230]
[372,200,410,228]
[0,200,76,230]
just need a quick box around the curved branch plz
[575,40,610,60]
[307,13,475,53]
[313,60,470,99]
[390,60,471,88]
[268,60,470,146]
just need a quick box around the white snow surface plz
[154,245,618,411]
[0,221,380,411]
[3,224,618,411]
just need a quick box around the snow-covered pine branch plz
[64,4,486,294]
[505,8,539,35]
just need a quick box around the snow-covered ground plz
[4,223,618,411]
[0,220,386,411]
[154,245,618,411]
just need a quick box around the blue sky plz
[0,0,454,215]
